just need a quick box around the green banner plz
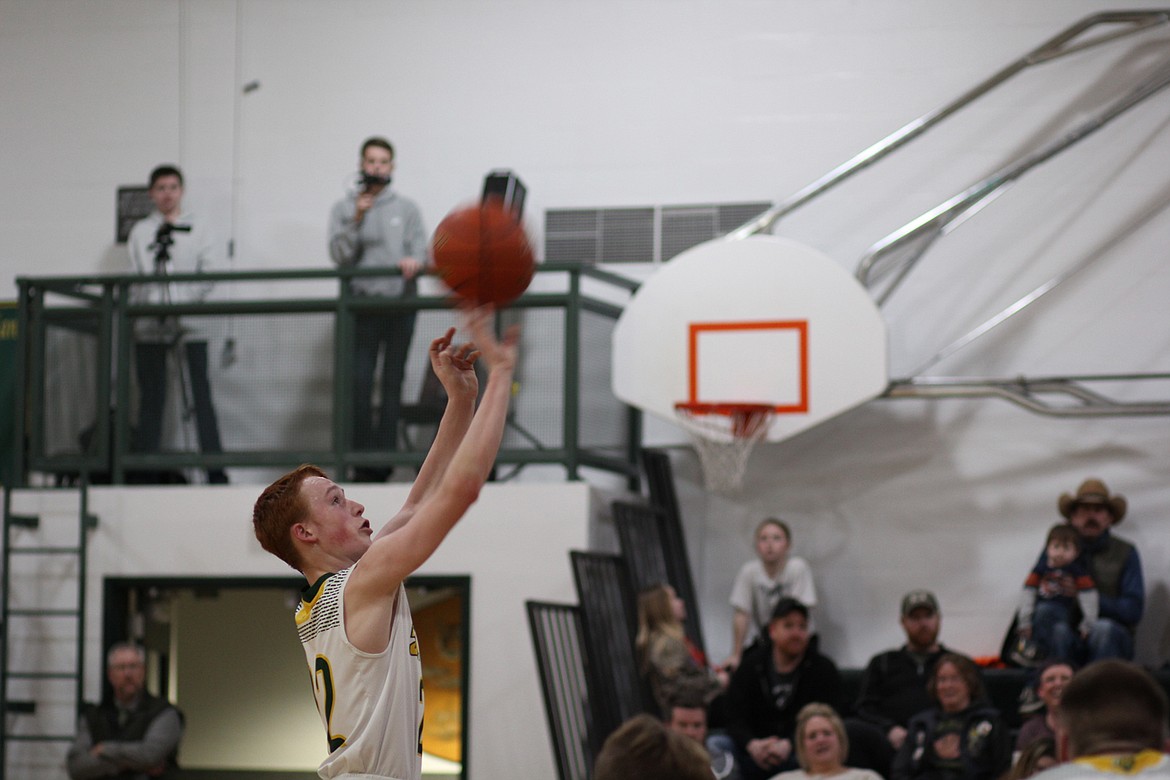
[0,301,17,486]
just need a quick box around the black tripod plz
[134,222,228,483]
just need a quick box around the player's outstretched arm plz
[345,309,518,648]
[373,327,480,541]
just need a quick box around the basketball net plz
[672,402,775,492]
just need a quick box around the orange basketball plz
[431,201,535,307]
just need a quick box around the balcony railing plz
[13,264,642,487]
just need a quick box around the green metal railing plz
[13,264,642,487]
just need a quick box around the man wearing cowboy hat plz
[1051,478,1144,661]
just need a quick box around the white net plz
[673,403,775,492]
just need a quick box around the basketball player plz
[252,308,518,780]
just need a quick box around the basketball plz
[431,201,535,307]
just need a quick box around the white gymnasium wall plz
[2,0,1165,285]
[3,0,1170,770]
[5,482,591,778]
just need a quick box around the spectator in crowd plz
[725,518,818,671]
[892,653,1011,780]
[328,136,427,482]
[665,685,742,780]
[594,713,712,780]
[1016,524,1097,665]
[1006,738,1058,780]
[1036,659,1169,779]
[770,703,884,780]
[636,583,727,716]
[1016,661,1076,752]
[1051,479,1143,661]
[127,163,227,484]
[726,597,843,780]
[853,590,963,769]
[67,642,183,780]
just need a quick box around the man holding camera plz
[126,164,227,484]
[328,137,427,482]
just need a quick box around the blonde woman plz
[636,583,726,715]
[770,703,883,780]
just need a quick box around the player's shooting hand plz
[463,306,519,375]
[429,328,480,402]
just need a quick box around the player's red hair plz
[253,464,327,572]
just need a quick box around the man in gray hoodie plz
[329,136,428,482]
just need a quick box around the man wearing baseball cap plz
[852,590,972,774]
[1049,478,1143,661]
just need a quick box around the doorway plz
[101,575,470,779]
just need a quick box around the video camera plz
[151,222,193,266]
[360,172,391,190]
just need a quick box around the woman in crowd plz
[770,703,884,780]
[1015,661,1075,752]
[892,653,1011,780]
[636,583,727,715]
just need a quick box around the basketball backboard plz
[612,235,887,444]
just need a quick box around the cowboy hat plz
[1058,478,1127,523]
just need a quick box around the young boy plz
[1017,523,1098,663]
[252,310,517,780]
[724,518,817,671]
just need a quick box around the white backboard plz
[612,235,888,443]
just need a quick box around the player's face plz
[148,175,183,216]
[933,661,971,713]
[1068,504,1112,541]
[668,706,707,743]
[755,523,790,565]
[360,146,394,179]
[107,648,146,705]
[300,476,371,562]
[1046,539,1078,568]
[768,611,809,660]
[901,607,940,651]
[801,715,843,771]
[1036,663,1074,710]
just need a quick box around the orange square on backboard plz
[687,320,809,413]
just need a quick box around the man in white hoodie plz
[126,164,226,484]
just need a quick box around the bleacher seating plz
[570,551,652,729]
[526,601,594,780]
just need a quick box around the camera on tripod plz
[151,222,193,267]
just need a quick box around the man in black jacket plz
[66,643,183,779]
[849,590,971,776]
[855,591,960,746]
[726,597,843,780]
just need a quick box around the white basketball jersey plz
[297,567,423,780]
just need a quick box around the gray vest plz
[1085,534,1134,601]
